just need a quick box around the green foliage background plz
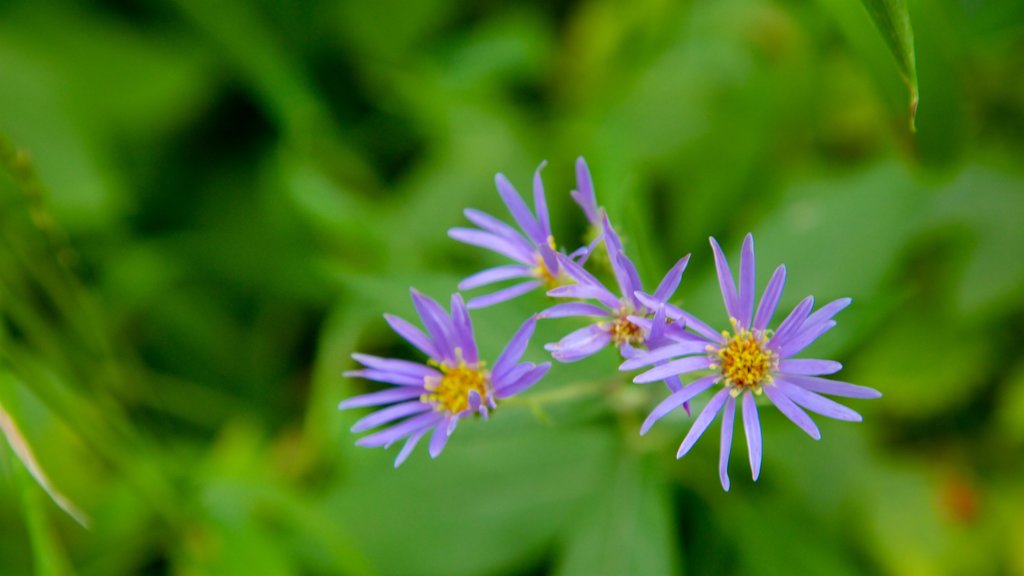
[1,0,1023,574]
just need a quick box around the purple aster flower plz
[449,161,570,309]
[623,234,881,490]
[541,214,690,365]
[339,289,550,467]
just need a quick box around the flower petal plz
[753,264,786,332]
[764,385,820,440]
[339,388,425,410]
[462,208,535,256]
[352,401,432,433]
[351,353,438,378]
[572,156,599,224]
[384,314,439,359]
[741,392,762,481]
[547,284,621,310]
[720,396,736,491]
[737,233,755,329]
[411,289,455,362]
[678,388,730,458]
[393,427,428,467]
[428,420,452,458]
[495,173,544,244]
[449,293,478,364]
[778,359,843,376]
[538,302,610,319]
[547,325,612,363]
[768,296,814,350]
[710,237,740,321]
[495,363,550,398]
[640,375,718,434]
[458,265,533,291]
[449,228,532,264]
[466,281,540,309]
[776,379,862,422]
[778,321,836,359]
[619,341,709,371]
[653,255,691,304]
[533,161,552,239]
[355,412,441,448]
[493,316,538,378]
[782,375,881,399]
[635,293,724,344]
[634,356,712,384]
[343,369,425,387]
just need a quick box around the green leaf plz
[555,453,681,576]
[859,0,919,129]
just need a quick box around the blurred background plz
[1,0,1023,574]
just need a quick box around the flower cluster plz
[341,157,880,489]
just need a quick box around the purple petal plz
[495,173,544,244]
[653,255,691,303]
[571,230,605,266]
[764,385,820,440]
[462,208,535,256]
[741,392,761,481]
[458,265,533,291]
[640,375,718,435]
[449,228,532,264]
[778,321,836,359]
[428,420,452,458]
[804,297,852,329]
[339,388,425,409]
[753,265,786,332]
[538,302,610,319]
[547,325,612,363]
[720,396,736,491]
[533,161,552,239]
[768,296,814,350]
[634,356,713,384]
[449,293,478,364]
[709,237,740,321]
[619,341,709,371]
[352,401,431,433]
[547,284,621,310]
[467,281,540,309]
[351,353,438,377]
[356,412,441,448]
[393,427,427,467]
[776,379,862,422]
[678,388,730,458]
[538,244,561,280]
[495,363,550,398]
[635,293,724,344]
[572,156,599,224]
[782,375,881,399]
[411,289,455,362]
[384,314,439,359]
[611,250,643,307]
[493,316,538,378]
[778,359,843,376]
[737,233,755,329]
[646,303,668,346]
[343,369,425,387]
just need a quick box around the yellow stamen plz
[714,319,776,395]
[423,349,490,414]
[532,239,570,289]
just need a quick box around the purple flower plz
[623,234,881,490]
[339,289,550,467]
[449,161,569,309]
[542,215,690,365]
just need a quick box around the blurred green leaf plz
[858,0,919,128]
[555,453,681,576]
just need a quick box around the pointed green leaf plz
[859,0,919,129]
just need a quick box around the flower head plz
[623,234,881,490]
[340,289,550,466]
[449,161,570,309]
[542,215,690,364]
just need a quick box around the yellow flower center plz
[709,320,776,395]
[422,356,491,415]
[607,315,645,347]
[532,236,570,289]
